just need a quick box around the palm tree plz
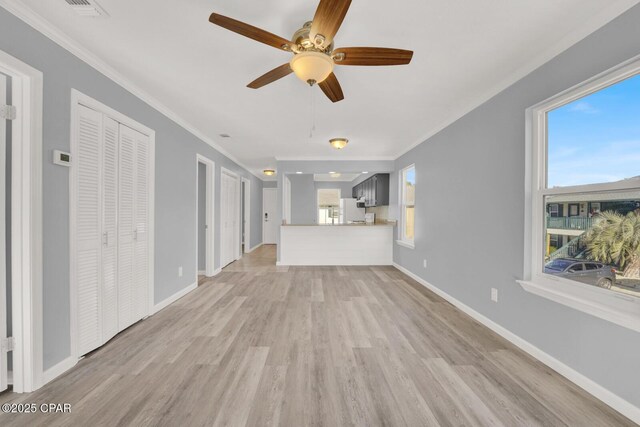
[585,210,640,278]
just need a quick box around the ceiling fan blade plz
[209,13,293,51]
[318,73,344,103]
[247,64,293,89]
[333,47,413,66]
[309,0,352,48]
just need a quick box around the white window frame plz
[519,55,640,333]
[397,164,415,249]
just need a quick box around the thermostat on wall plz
[53,150,72,167]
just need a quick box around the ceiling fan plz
[209,0,413,103]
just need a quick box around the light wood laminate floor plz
[0,244,634,426]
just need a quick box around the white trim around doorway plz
[196,155,215,278]
[0,49,43,393]
[242,177,251,254]
[220,167,241,266]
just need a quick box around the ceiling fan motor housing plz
[292,21,334,53]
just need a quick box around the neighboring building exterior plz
[546,193,640,257]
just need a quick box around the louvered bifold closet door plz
[101,117,119,342]
[133,128,150,321]
[118,125,137,330]
[74,105,104,355]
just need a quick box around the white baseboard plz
[246,243,262,253]
[213,267,222,276]
[41,356,78,386]
[392,263,640,425]
[198,270,205,275]
[152,282,197,314]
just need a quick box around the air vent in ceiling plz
[219,134,231,138]
[64,0,109,17]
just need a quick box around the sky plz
[547,73,640,188]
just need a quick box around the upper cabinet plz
[352,173,390,207]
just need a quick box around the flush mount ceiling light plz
[329,138,349,149]
[330,172,342,178]
[263,169,276,176]
[296,171,303,174]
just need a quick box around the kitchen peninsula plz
[279,223,394,266]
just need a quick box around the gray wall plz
[394,5,640,407]
[0,8,264,370]
[262,181,277,188]
[288,174,316,224]
[197,162,206,271]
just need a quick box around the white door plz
[263,188,278,244]
[74,105,104,356]
[118,124,149,330]
[118,124,136,330]
[133,129,150,321]
[101,117,119,342]
[0,73,8,392]
[220,171,239,268]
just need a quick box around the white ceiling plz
[314,173,361,182]
[8,0,638,178]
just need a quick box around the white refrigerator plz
[339,198,365,223]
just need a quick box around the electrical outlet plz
[423,259,427,268]
[491,288,499,303]
[178,266,183,277]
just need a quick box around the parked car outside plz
[544,258,616,289]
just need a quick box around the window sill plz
[396,240,415,249]
[517,277,640,333]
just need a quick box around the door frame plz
[263,187,277,244]
[0,49,43,392]
[196,155,215,277]
[69,90,156,362]
[241,177,251,254]
[220,167,240,266]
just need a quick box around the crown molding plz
[0,0,265,180]
[274,156,396,161]
[394,0,640,160]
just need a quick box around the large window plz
[317,188,340,225]
[523,58,640,332]
[399,165,415,247]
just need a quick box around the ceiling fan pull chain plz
[309,84,316,139]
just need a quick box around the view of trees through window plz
[545,73,640,298]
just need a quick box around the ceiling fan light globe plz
[290,51,334,85]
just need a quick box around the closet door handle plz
[133,229,138,240]
[103,232,108,246]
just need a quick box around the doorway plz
[0,49,43,393]
[263,188,278,244]
[1,71,9,393]
[196,155,215,279]
[241,178,251,254]
[220,168,240,268]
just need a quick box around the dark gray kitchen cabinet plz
[351,173,389,207]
